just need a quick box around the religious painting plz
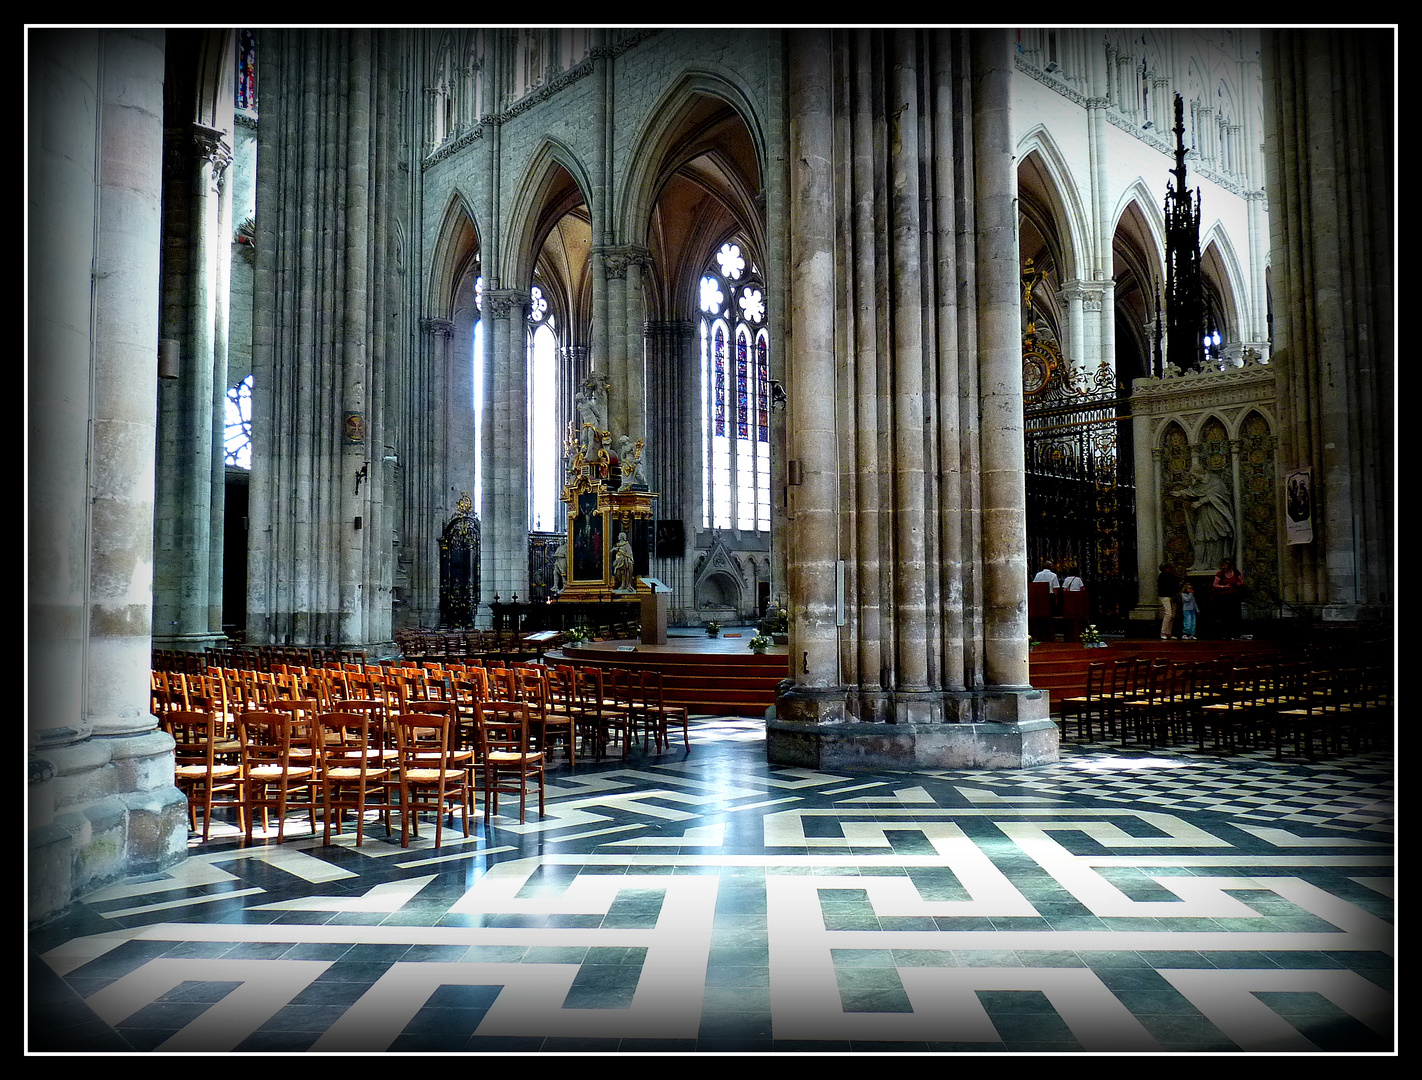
[572,492,604,582]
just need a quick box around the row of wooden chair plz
[158,655,695,844]
[1058,652,1391,761]
[162,700,546,847]
[154,646,365,676]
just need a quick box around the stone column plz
[1129,434,1164,621]
[153,121,232,652]
[973,29,1032,694]
[29,28,186,923]
[208,136,233,641]
[623,246,651,444]
[413,316,456,627]
[888,30,930,699]
[600,248,630,438]
[485,289,530,604]
[778,28,844,722]
[1059,280,1087,370]
[1264,28,1393,621]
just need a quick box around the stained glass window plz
[236,30,257,111]
[699,240,770,533]
[225,374,253,469]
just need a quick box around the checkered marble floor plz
[28,717,1394,1055]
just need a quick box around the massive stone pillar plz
[249,29,410,648]
[645,320,697,612]
[1263,29,1392,621]
[29,28,186,924]
[778,27,842,727]
[769,28,1055,770]
[153,114,233,652]
[483,288,530,604]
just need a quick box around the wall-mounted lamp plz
[769,379,788,413]
[158,339,180,380]
[355,462,369,495]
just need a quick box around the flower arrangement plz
[705,621,722,637]
[749,633,773,654]
[565,623,592,645]
[1080,624,1104,647]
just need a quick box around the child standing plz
[1179,582,1199,640]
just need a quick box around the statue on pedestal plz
[615,433,647,491]
[1170,469,1235,571]
[575,372,609,454]
[612,531,636,592]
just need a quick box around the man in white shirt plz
[1032,562,1060,592]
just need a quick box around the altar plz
[552,376,660,619]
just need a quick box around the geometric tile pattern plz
[28,719,1394,1054]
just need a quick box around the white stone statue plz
[1170,469,1235,571]
[575,373,609,453]
[550,538,567,592]
[615,433,647,491]
[611,531,636,592]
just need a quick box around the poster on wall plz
[1285,467,1313,544]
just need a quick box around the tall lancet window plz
[225,374,253,469]
[527,282,560,531]
[699,241,770,533]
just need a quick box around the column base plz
[767,684,1058,770]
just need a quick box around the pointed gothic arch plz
[1015,128,1091,285]
[501,136,596,300]
[1199,223,1248,348]
[427,191,482,319]
[618,66,767,263]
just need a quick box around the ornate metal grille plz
[1023,336,1137,625]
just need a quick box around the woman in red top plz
[1211,558,1245,639]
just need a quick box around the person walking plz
[1156,563,1181,640]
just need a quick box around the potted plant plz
[564,623,592,646]
[705,621,722,638]
[748,633,773,654]
[1080,624,1106,648]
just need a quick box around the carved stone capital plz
[485,289,528,320]
[602,253,630,280]
[192,123,233,175]
[421,317,455,337]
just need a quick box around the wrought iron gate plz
[1022,336,1137,625]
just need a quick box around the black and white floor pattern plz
[28,718,1394,1055]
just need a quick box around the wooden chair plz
[604,666,649,759]
[1118,659,1173,747]
[1098,657,1141,738]
[1196,663,1269,754]
[237,710,319,843]
[315,712,389,846]
[549,665,592,759]
[640,669,690,752]
[476,699,545,824]
[388,711,471,847]
[167,710,245,841]
[517,665,576,767]
[488,665,519,703]
[1057,662,1106,742]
